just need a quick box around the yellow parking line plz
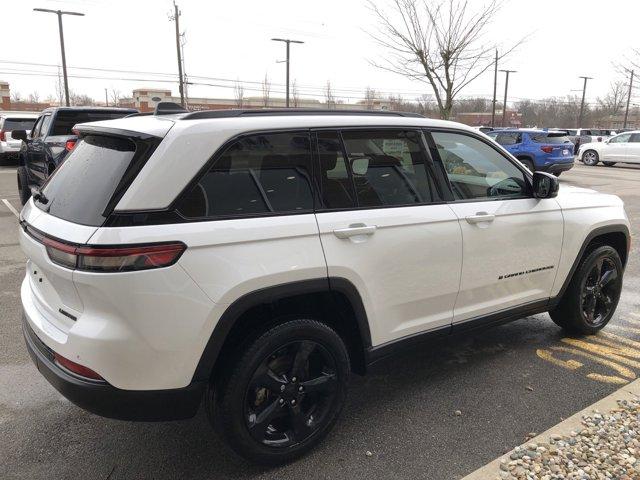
[551,346,634,384]
[561,337,640,368]
[536,349,583,370]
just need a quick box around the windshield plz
[3,119,36,131]
[36,135,137,226]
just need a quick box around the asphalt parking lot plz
[1,161,640,480]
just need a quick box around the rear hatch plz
[530,132,574,163]
[20,130,162,336]
[2,118,37,148]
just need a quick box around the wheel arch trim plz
[550,224,630,306]
[191,277,372,382]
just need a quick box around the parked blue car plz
[486,129,574,176]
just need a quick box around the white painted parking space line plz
[2,199,19,218]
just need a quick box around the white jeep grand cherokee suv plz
[19,106,630,464]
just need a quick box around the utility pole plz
[577,76,593,128]
[499,69,516,127]
[491,49,498,128]
[170,2,185,107]
[105,88,108,106]
[624,69,634,129]
[271,38,304,107]
[34,8,84,107]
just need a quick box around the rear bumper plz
[0,142,21,154]
[539,161,574,174]
[23,316,204,421]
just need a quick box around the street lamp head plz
[34,8,84,16]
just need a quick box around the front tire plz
[582,150,599,166]
[211,319,350,465]
[603,162,616,167]
[550,245,623,335]
[17,166,31,205]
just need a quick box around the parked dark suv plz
[13,106,137,204]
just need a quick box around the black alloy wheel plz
[211,319,350,465]
[245,340,338,448]
[550,245,623,334]
[580,257,620,328]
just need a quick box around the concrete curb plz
[460,379,640,480]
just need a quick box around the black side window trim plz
[312,127,448,211]
[424,128,534,203]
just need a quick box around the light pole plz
[34,8,84,107]
[624,70,634,129]
[271,38,304,108]
[499,69,516,127]
[491,49,498,128]
[577,76,593,128]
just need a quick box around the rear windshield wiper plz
[32,188,49,205]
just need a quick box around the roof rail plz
[181,108,425,120]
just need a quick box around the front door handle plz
[333,223,377,239]
[465,212,495,224]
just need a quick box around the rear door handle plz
[465,212,495,224]
[333,223,377,239]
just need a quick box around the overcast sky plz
[2,0,639,107]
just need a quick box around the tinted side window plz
[30,116,43,138]
[494,132,521,145]
[610,133,631,143]
[176,132,313,219]
[340,130,440,207]
[630,133,640,143]
[432,131,529,201]
[39,115,52,137]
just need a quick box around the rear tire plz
[582,150,599,166]
[603,162,616,167]
[17,166,31,205]
[211,319,350,465]
[518,158,534,172]
[550,245,623,335]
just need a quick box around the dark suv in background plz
[13,106,137,204]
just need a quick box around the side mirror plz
[11,129,27,141]
[533,171,559,199]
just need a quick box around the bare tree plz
[109,88,122,107]
[597,81,626,116]
[70,91,96,106]
[364,87,377,109]
[234,80,245,108]
[292,80,300,107]
[261,73,271,107]
[325,81,335,109]
[28,91,40,103]
[10,91,22,103]
[368,0,522,119]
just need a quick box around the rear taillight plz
[54,352,104,381]
[0,130,5,141]
[24,224,186,272]
[540,146,554,154]
[65,139,77,151]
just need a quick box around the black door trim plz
[365,299,549,366]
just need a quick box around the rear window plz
[3,119,36,131]
[530,133,572,144]
[50,111,134,136]
[37,135,137,226]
